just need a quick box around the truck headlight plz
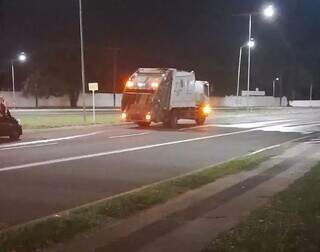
[151,82,159,89]
[202,105,211,115]
[146,113,151,121]
[126,81,134,88]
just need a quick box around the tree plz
[23,46,83,107]
[22,70,68,107]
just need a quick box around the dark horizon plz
[0,0,319,99]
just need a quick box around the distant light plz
[276,77,280,81]
[137,82,145,88]
[263,5,275,19]
[18,52,27,63]
[247,39,255,48]
[121,112,127,120]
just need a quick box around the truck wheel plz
[136,122,151,128]
[195,116,206,126]
[169,110,178,128]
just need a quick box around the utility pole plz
[107,47,120,107]
[11,61,16,109]
[310,83,313,101]
[247,14,252,94]
[79,0,86,121]
[236,46,243,96]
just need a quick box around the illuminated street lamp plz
[11,52,28,109]
[263,5,276,19]
[236,39,255,96]
[246,4,276,94]
[247,39,255,48]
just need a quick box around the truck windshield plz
[128,74,164,90]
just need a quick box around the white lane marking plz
[0,143,58,151]
[109,132,150,139]
[183,120,320,134]
[285,121,320,127]
[179,120,296,131]
[0,131,104,148]
[249,144,281,155]
[0,128,257,172]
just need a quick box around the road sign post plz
[88,82,99,123]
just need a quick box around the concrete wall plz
[210,96,288,107]
[0,91,123,108]
[289,100,320,107]
[3,91,315,108]
[77,93,122,107]
[0,91,35,108]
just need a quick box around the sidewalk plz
[50,136,320,252]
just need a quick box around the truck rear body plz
[121,68,210,127]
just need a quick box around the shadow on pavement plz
[128,122,201,132]
[0,137,20,144]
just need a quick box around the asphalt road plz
[0,108,320,227]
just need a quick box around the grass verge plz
[204,161,320,252]
[0,153,269,252]
[19,114,121,129]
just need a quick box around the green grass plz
[0,154,268,252]
[19,114,121,129]
[204,162,320,252]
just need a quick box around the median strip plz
[0,152,272,252]
[203,161,320,252]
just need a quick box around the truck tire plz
[195,116,206,126]
[136,122,151,128]
[169,110,178,128]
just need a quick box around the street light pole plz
[79,0,86,121]
[247,14,252,94]
[272,77,279,97]
[272,79,276,97]
[242,5,275,94]
[11,61,16,109]
[10,52,27,109]
[236,46,243,97]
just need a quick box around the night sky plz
[0,0,319,98]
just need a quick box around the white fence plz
[289,100,320,107]
[1,91,318,108]
[0,91,123,108]
[210,96,288,107]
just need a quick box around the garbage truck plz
[121,68,211,128]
